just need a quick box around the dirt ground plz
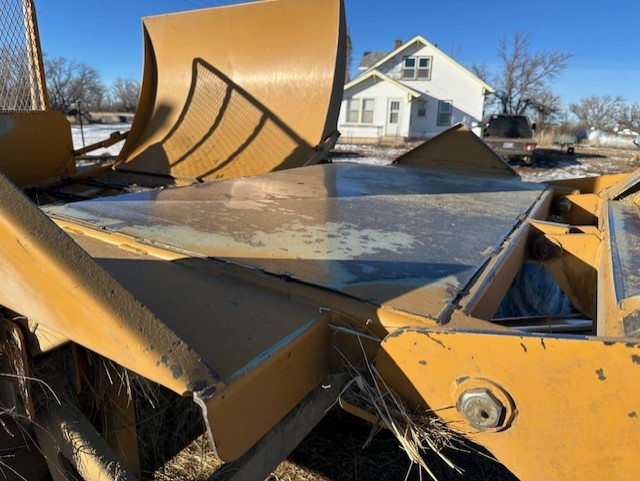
[154,407,517,481]
[330,141,640,183]
[510,145,640,182]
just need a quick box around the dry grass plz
[334,329,463,481]
[0,334,517,481]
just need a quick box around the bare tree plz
[45,56,104,112]
[569,95,625,130]
[0,46,39,110]
[469,61,498,115]
[344,28,352,82]
[469,61,491,84]
[493,31,572,116]
[615,102,640,131]
[111,77,140,112]
[530,89,562,126]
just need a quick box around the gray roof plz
[358,51,388,70]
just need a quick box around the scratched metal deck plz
[45,163,547,320]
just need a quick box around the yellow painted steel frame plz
[377,329,640,481]
[0,171,223,398]
[372,170,640,481]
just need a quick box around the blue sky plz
[36,0,640,107]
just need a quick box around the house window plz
[361,98,375,123]
[402,56,432,80]
[437,100,452,126]
[402,57,416,79]
[346,98,374,124]
[417,57,431,79]
[346,99,359,123]
[389,101,400,124]
[416,100,426,117]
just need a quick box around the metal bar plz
[37,403,139,481]
[21,0,46,110]
[209,372,346,481]
[492,315,593,333]
[73,131,129,157]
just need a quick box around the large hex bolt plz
[531,235,562,261]
[457,388,505,430]
[555,197,572,216]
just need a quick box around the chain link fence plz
[0,0,46,112]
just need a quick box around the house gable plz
[344,70,421,99]
[362,35,493,93]
[338,36,495,142]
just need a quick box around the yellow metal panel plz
[557,193,599,225]
[537,232,600,318]
[204,315,331,461]
[117,0,346,181]
[378,328,640,481]
[57,221,336,461]
[547,172,630,195]
[0,112,73,187]
[597,198,640,337]
[393,123,516,177]
[0,171,223,397]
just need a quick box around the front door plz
[385,99,402,136]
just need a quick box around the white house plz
[338,36,494,142]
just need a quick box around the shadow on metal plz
[118,59,314,183]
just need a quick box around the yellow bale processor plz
[0,0,638,480]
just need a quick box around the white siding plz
[338,76,412,140]
[339,39,490,141]
[400,44,485,138]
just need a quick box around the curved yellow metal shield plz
[117,0,346,182]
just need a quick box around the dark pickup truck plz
[481,114,537,161]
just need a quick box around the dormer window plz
[402,56,431,80]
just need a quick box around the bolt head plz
[457,388,505,430]
[556,197,572,215]
[531,235,562,260]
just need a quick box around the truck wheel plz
[567,147,575,155]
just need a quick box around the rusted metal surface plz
[46,163,547,321]
[378,328,640,481]
[116,0,346,182]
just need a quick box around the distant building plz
[338,36,493,142]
